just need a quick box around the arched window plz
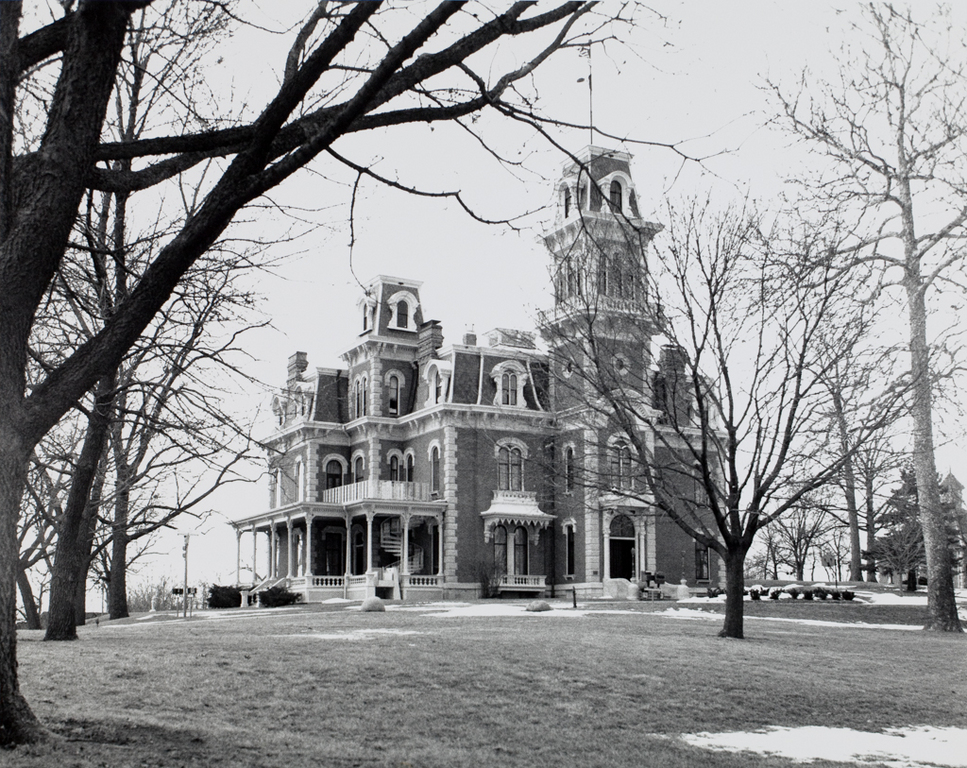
[397,300,409,329]
[274,468,283,508]
[578,185,587,210]
[326,460,343,490]
[498,446,523,491]
[610,444,633,491]
[406,453,415,482]
[563,187,572,217]
[389,455,400,481]
[296,459,305,501]
[493,525,508,575]
[501,373,518,405]
[362,305,368,331]
[354,457,364,483]
[514,527,528,575]
[609,179,622,212]
[565,447,575,493]
[361,377,368,416]
[388,374,400,415]
[610,514,635,538]
[353,380,362,419]
[430,446,441,493]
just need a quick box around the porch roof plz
[481,490,554,540]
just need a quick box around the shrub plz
[526,600,551,612]
[208,585,242,609]
[478,563,503,599]
[842,590,855,601]
[360,596,385,612]
[829,589,842,601]
[802,588,814,601]
[749,589,761,601]
[769,589,781,600]
[706,587,723,598]
[786,587,800,600]
[258,585,301,608]
[813,586,828,600]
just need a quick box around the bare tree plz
[770,495,836,581]
[543,196,904,638]
[770,4,966,631]
[0,0,648,744]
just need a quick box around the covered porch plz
[233,480,447,602]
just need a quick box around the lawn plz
[8,597,967,768]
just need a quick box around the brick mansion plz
[231,146,723,601]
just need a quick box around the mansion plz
[232,146,723,601]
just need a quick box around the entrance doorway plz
[609,514,635,580]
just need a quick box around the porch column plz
[235,528,241,585]
[306,513,314,577]
[401,513,411,574]
[634,518,644,581]
[286,517,294,578]
[436,517,444,578]
[251,525,257,582]
[365,511,375,573]
[269,525,277,578]
[603,510,612,579]
[344,511,352,599]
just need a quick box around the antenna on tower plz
[577,44,593,145]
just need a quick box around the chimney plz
[463,329,477,346]
[287,351,308,384]
[418,320,444,359]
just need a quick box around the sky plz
[104,2,967,597]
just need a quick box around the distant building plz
[231,146,722,601]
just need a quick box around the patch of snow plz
[681,725,967,767]
[654,607,920,631]
[277,629,421,641]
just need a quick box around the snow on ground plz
[275,628,422,641]
[681,725,967,768]
[391,601,595,618]
[652,606,921,631]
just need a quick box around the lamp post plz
[183,534,190,618]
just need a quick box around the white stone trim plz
[492,436,529,460]
[386,289,420,331]
[490,360,528,407]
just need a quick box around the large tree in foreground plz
[771,3,966,631]
[543,198,903,638]
[0,0,618,744]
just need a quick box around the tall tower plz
[543,145,662,409]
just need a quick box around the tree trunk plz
[719,548,746,639]
[16,568,41,630]
[108,530,129,620]
[0,439,44,744]
[45,375,114,641]
[864,475,878,581]
[904,283,963,631]
[831,388,863,581]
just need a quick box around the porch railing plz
[499,574,546,589]
[319,480,433,505]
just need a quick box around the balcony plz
[319,480,434,505]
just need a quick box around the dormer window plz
[491,361,527,408]
[387,290,419,332]
[359,294,377,334]
[424,360,452,406]
[501,373,518,405]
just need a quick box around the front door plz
[610,538,635,580]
